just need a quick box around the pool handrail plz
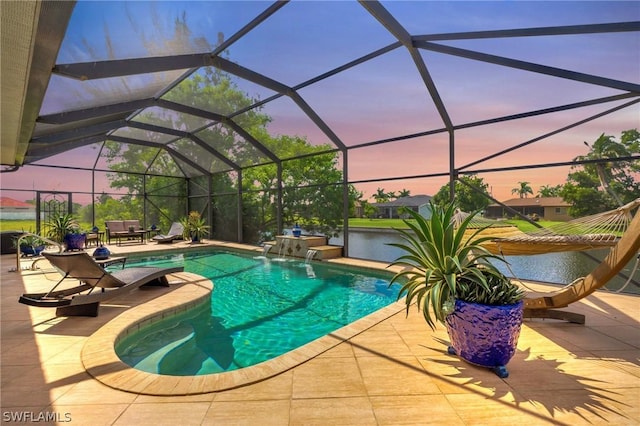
[14,232,64,272]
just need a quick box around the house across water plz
[372,195,433,219]
[484,197,572,221]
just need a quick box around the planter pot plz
[445,299,524,378]
[64,233,86,251]
[20,245,45,257]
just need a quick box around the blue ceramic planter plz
[20,245,45,257]
[445,299,524,378]
[64,233,86,251]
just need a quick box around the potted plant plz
[46,213,86,251]
[13,233,47,257]
[179,211,210,243]
[389,201,525,378]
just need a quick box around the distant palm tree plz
[578,134,630,206]
[537,184,561,198]
[374,188,389,203]
[512,181,533,198]
[398,189,411,197]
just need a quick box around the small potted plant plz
[389,201,525,378]
[179,211,210,243]
[46,213,86,251]
[13,233,47,257]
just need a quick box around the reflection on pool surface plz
[116,250,400,375]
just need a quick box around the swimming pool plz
[115,249,400,376]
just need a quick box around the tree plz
[362,201,377,219]
[98,13,356,242]
[398,189,411,197]
[559,171,612,217]
[374,188,389,203]
[511,182,533,198]
[241,132,357,239]
[561,129,640,216]
[576,131,637,206]
[537,184,562,198]
[432,175,491,213]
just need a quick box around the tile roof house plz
[373,195,432,219]
[0,197,37,254]
[485,197,572,221]
[0,197,36,220]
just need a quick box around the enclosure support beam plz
[449,131,456,202]
[277,164,283,236]
[342,148,349,257]
[237,170,243,243]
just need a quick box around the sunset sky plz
[2,1,638,204]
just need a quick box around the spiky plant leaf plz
[389,201,524,330]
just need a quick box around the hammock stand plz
[460,199,640,324]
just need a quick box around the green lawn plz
[348,218,562,233]
[0,220,93,233]
[348,218,409,229]
[505,219,560,233]
[0,220,37,232]
[2,218,560,234]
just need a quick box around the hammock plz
[455,198,640,323]
[464,198,640,256]
[524,205,640,323]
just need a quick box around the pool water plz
[115,250,400,376]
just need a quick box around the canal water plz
[329,228,639,295]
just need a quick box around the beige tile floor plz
[1,240,639,425]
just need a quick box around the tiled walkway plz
[1,241,639,425]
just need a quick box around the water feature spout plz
[278,238,291,259]
[305,249,318,264]
[262,244,273,256]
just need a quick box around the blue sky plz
[3,1,639,203]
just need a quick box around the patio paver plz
[1,241,638,425]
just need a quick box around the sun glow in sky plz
[2,1,639,204]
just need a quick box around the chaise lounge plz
[151,222,184,244]
[18,252,184,317]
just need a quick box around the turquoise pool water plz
[115,250,400,376]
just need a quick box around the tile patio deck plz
[1,241,638,425]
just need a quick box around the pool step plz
[306,245,343,260]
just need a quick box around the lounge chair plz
[18,252,184,317]
[152,222,184,244]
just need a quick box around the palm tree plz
[578,133,630,206]
[398,189,411,197]
[511,182,533,198]
[374,187,389,203]
[537,184,561,198]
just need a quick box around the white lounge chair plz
[151,222,184,244]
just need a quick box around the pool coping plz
[81,253,408,396]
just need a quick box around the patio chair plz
[18,252,184,317]
[152,222,184,244]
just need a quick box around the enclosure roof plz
[1,1,639,179]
